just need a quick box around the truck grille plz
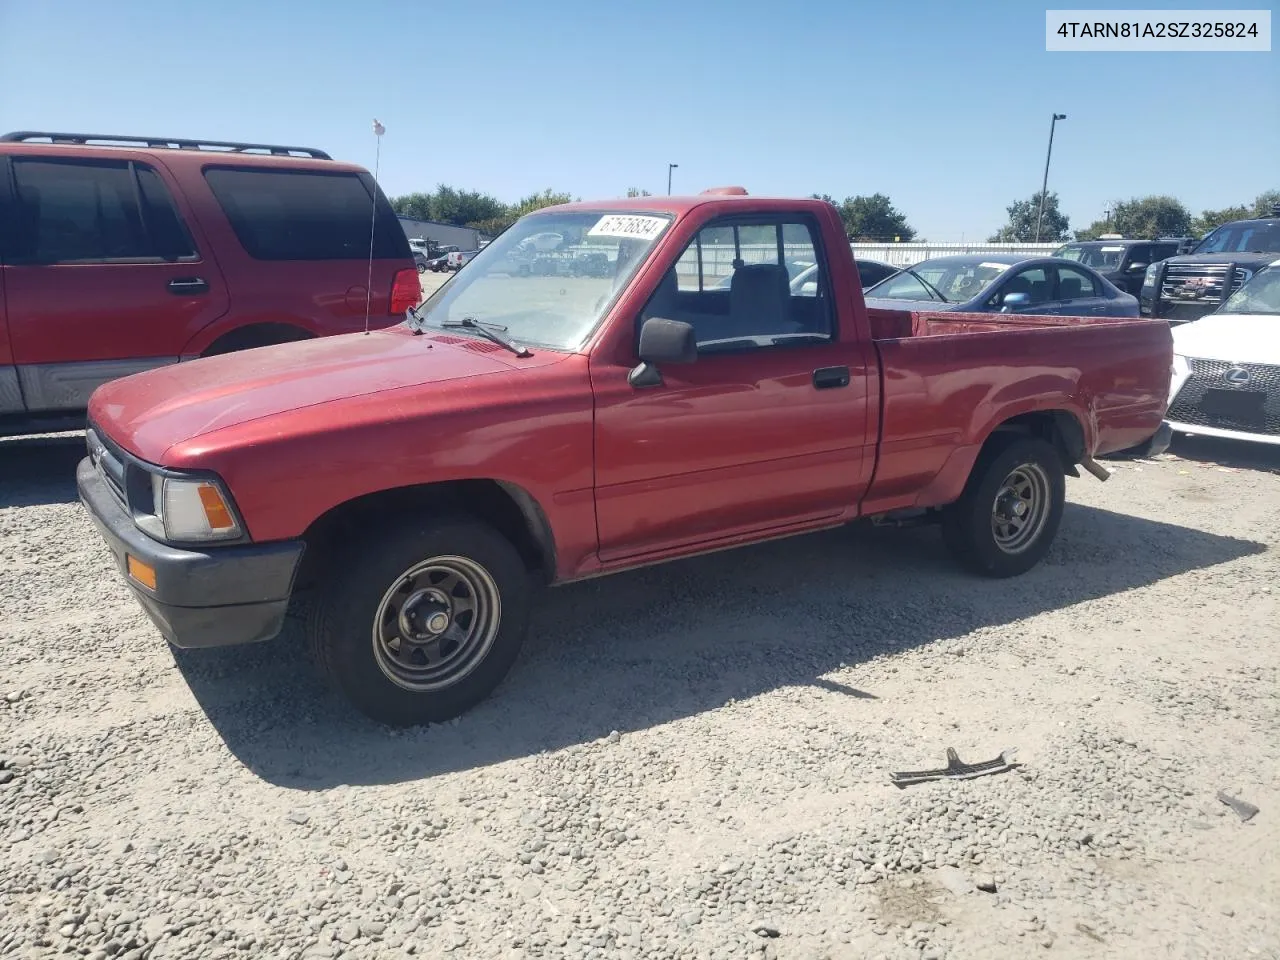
[85,428,129,508]
[1160,264,1251,305]
[1167,358,1280,436]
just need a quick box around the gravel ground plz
[2,432,1279,960]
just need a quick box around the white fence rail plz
[850,242,1061,267]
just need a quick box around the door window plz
[993,266,1052,306]
[204,166,404,261]
[10,158,197,264]
[644,218,832,350]
[1054,265,1097,300]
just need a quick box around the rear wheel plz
[941,435,1065,577]
[307,515,532,726]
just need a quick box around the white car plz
[1165,258,1280,446]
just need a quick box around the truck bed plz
[865,306,1153,340]
[859,307,1173,517]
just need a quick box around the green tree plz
[1104,196,1192,240]
[626,187,653,197]
[389,192,435,221]
[509,189,574,218]
[463,189,574,237]
[811,193,916,241]
[1250,189,1280,217]
[1191,205,1251,236]
[989,191,1070,242]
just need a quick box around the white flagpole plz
[364,118,386,335]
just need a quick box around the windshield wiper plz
[441,316,532,357]
[906,269,951,303]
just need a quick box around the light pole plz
[667,163,678,195]
[1034,113,1066,242]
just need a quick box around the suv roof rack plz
[0,131,332,160]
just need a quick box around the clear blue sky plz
[2,0,1275,240]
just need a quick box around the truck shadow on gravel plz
[168,501,1266,789]
[0,434,85,508]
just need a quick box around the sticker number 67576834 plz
[587,215,669,242]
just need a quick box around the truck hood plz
[89,328,539,462]
[1172,313,1280,365]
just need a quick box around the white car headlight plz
[139,474,243,542]
[1143,263,1160,287]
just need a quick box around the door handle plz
[167,277,209,295]
[812,366,850,389]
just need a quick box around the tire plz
[940,434,1065,578]
[306,515,532,726]
[417,262,428,274]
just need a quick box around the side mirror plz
[629,317,696,388]
[1000,291,1030,313]
[638,317,697,364]
[1127,262,1148,273]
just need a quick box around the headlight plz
[138,474,242,542]
[1143,263,1160,287]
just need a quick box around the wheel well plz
[987,410,1085,476]
[294,480,556,591]
[200,323,314,357]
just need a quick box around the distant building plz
[396,216,487,251]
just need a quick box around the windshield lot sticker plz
[588,215,668,241]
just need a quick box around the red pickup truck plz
[77,189,1174,726]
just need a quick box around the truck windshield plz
[1194,222,1280,255]
[1217,268,1280,316]
[409,210,673,350]
[1054,244,1125,269]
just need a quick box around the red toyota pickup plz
[76,190,1174,726]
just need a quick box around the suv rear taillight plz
[390,268,421,314]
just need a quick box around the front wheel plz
[307,516,532,726]
[941,435,1065,577]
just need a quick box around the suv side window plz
[203,167,405,261]
[647,218,831,351]
[10,158,197,264]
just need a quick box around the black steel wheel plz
[941,435,1065,577]
[308,516,531,726]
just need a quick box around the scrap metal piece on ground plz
[1216,791,1259,822]
[889,747,1019,788]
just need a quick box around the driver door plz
[590,214,873,564]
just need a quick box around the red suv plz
[0,131,420,436]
